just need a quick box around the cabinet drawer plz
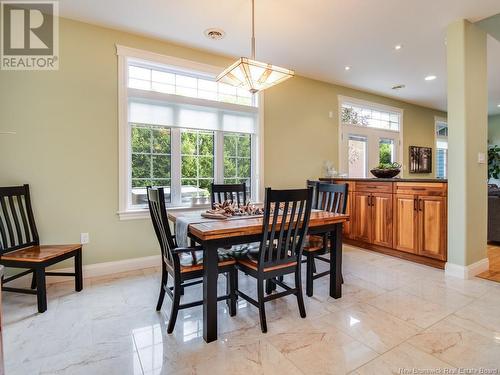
[355,181,393,193]
[395,182,447,196]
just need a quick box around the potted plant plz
[489,145,500,181]
[370,162,402,178]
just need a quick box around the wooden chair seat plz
[237,253,297,272]
[0,244,82,263]
[180,250,236,273]
[302,235,325,252]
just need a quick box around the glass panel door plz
[378,138,395,165]
[348,135,368,178]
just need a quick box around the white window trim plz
[116,45,264,220]
[337,95,404,176]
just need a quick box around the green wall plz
[0,18,444,266]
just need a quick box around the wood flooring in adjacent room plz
[477,243,500,283]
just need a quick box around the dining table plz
[167,209,349,343]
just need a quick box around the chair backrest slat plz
[317,182,349,214]
[257,188,313,271]
[147,187,176,267]
[306,180,319,209]
[0,185,40,253]
[211,183,247,208]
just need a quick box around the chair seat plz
[237,251,297,272]
[0,244,82,263]
[180,249,235,273]
[302,235,326,252]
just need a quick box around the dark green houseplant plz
[489,145,500,180]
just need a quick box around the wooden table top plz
[168,210,349,241]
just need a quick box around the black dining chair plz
[235,187,313,333]
[302,182,348,297]
[210,182,247,208]
[0,185,83,313]
[306,180,320,209]
[147,186,238,333]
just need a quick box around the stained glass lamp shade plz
[217,57,294,94]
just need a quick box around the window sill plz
[117,202,264,221]
[117,204,212,221]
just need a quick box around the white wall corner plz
[445,258,489,279]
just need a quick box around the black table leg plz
[330,223,343,299]
[203,241,219,343]
[75,249,83,292]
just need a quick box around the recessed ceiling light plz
[344,66,351,71]
[394,44,402,50]
[497,104,500,108]
[204,28,225,40]
[425,75,437,81]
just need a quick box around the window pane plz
[181,129,215,205]
[152,155,171,179]
[176,75,197,88]
[199,156,214,178]
[379,138,394,165]
[198,132,214,155]
[131,126,151,153]
[224,157,237,178]
[129,78,151,90]
[181,132,197,154]
[348,135,367,178]
[151,82,175,94]
[129,66,151,80]
[223,133,252,198]
[238,158,251,177]
[238,134,251,158]
[152,128,170,154]
[152,70,175,84]
[224,135,238,157]
[130,124,171,205]
[132,154,151,178]
[181,156,197,178]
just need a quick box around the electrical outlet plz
[478,152,486,164]
[80,232,89,244]
[328,111,334,119]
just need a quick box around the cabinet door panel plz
[353,192,371,243]
[372,193,393,248]
[393,194,418,253]
[343,191,353,238]
[418,196,447,260]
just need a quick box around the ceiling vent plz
[204,28,225,40]
[392,84,406,90]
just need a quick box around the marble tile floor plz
[4,245,500,375]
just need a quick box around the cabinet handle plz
[419,199,423,211]
[414,198,417,211]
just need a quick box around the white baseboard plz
[445,258,489,279]
[6,255,161,287]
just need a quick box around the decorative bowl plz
[370,168,401,178]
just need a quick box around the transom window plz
[117,46,262,215]
[341,102,401,131]
[128,64,256,107]
[339,96,403,177]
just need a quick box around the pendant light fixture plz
[216,0,294,94]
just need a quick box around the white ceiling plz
[58,0,500,115]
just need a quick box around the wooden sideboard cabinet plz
[320,178,447,268]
